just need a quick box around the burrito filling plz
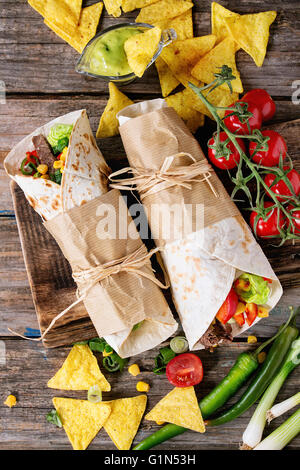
[200,273,271,349]
[20,123,73,185]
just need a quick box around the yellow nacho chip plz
[211,2,240,44]
[224,11,277,67]
[124,26,162,78]
[166,89,205,133]
[160,35,216,88]
[28,0,46,17]
[45,0,82,36]
[191,37,243,93]
[103,0,122,17]
[45,3,103,54]
[122,0,159,13]
[96,82,134,138]
[145,387,205,433]
[104,395,147,450]
[47,344,111,391]
[53,398,111,450]
[136,0,193,24]
[187,85,239,119]
[152,9,194,40]
[155,57,180,97]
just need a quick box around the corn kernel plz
[136,381,150,392]
[128,364,140,377]
[37,164,48,175]
[53,160,63,169]
[4,394,17,408]
[59,147,68,162]
[235,302,246,316]
[41,174,50,179]
[247,335,257,344]
[103,350,113,357]
[258,352,267,364]
[258,307,269,318]
[156,421,165,426]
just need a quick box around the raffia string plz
[8,245,169,342]
[109,152,219,200]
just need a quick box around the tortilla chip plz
[187,85,239,119]
[104,396,147,450]
[46,0,82,35]
[211,2,240,44]
[45,3,103,54]
[136,0,193,24]
[152,9,194,40]
[160,35,216,87]
[124,26,162,78]
[225,11,277,67]
[166,89,205,133]
[28,0,46,16]
[96,82,134,138]
[191,37,243,93]
[145,387,205,433]
[103,0,122,17]
[47,344,111,391]
[53,398,111,450]
[155,57,180,97]
[122,0,159,13]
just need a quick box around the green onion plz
[88,384,102,403]
[242,338,300,449]
[153,347,175,375]
[267,392,300,423]
[254,408,300,450]
[46,409,62,428]
[170,336,189,354]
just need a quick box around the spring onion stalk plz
[170,336,189,354]
[267,392,300,423]
[241,338,300,449]
[254,408,300,450]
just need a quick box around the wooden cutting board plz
[10,119,300,348]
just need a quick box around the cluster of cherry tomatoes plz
[207,89,300,239]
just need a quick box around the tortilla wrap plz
[117,99,283,350]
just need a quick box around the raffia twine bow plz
[109,152,219,200]
[8,245,168,342]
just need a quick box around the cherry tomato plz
[287,204,300,234]
[224,101,262,135]
[249,130,287,167]
[207,131,245,170]
[250,201,286,238]
[166,353,203,387]
[216,288,239,324]
[241,89,276,122]
[264,167,300,201]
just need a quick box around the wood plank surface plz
[0,339,299,450]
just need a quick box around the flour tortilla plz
[4,110,109,220]
[118,99,283,350]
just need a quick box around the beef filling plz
[200,321,233,349]
[32,134,56,170]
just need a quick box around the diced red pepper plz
[245,303,258,326]
[233,312,245,327]
[216,288,239,325]
[263,277,273,283]
[234,278,250,291]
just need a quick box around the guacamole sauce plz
[88,27,142,77]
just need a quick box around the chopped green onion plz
[242,338,300,449]
[170,336,189,354]
[254,408,300,450]
[88,384,102,403]
[46,409,62,428]
[153,347,175,375]
[267,392,300,423]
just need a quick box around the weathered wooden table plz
[0,0,299,450]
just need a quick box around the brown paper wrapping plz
[119,106,240,245]
[45,189,171,336]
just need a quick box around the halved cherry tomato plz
[166,353,203,388]
[224,101,262,135]
[287,204,300,234]
[250,201,286,238]
[241,89,276,122]
[264,167,300,201]
[207,131,245,170]
[245,303,258,326]
[234,312,245,327]
[249,130,287,167]
[216,288,239,325]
